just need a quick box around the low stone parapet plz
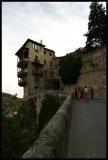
[22,94,73,158]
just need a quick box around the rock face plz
[22,94,73,158]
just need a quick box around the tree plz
[1,96,37,159]
[84,2,106,51]
[38,94,61,132]
[59,50,82,85]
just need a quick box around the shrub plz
[38,94,62,133]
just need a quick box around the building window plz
[35,44,38,50]
[44,70,47,76]
[24,52,29,58]
[33,44,35,48]
[50,53,52,56]
[44,51,46,54]
[55,65,57,69]
[32,44,38,52]
[50,71,53,76]
[24,63,28,68]
[44,60,46,65]
[35,55,38,60]
[50,62,52,66]
[34,76,39,84]
[38,46,40,51]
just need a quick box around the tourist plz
[80,86,84,99]
[77,86,81,100]
[90,86,94,99]
[84,86,89,100]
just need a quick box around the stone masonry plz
[22,94,73,158]
[72,45,106,98]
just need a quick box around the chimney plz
[40,40,42,44]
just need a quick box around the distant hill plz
[2,92,24,117]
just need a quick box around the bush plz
[38,94,62,133]
[1,94,65,158]
[59,52,82,85]
[1,100,37,158]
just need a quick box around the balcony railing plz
[32,69,43,76]
[18,79,27,87]
[17,70,27,77]
[32,59,41,65]
[17,58,29,68]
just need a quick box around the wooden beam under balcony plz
[32,59,43,66]
[15,47,29,56]
[18,79,27,87]
[32,69,43,76]
[17,58,28,68]
[17,70,27,77]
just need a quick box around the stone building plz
[15,38,62,101]
[15,39,106,115]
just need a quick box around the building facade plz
[15,39,106,102]
[15,39,106,116]
[15,39,62,101]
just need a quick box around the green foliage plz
[23,98,36,128]
[38,94,62,132]
[84,2,106,51]
[1,98,37,159]
[59,51,82,85]
[2,93,63,158]
[2,92,23,116]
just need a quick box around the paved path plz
[67,99,106,158]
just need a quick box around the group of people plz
[74,86,94,101]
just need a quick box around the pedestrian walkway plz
[67,99,106,158]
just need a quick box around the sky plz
[2,2,106,98]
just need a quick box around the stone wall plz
[22,94,73,158]
[77,69,106,90]
[71,46,106,98]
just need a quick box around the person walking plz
[90,86,94,99]
[77,87,81,100]
[84,86,89,101]
[80,87,84,99]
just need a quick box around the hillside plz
[2,92,24,117]
[1,93,63,158]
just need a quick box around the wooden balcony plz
[32,59,42,65]
[17,70,27,78]
[18,79,27,87]
[17,58,28,68]
[15,47,29,56]
[32,59,43,76]
[32,69,43,76]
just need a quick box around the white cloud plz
[2,2,106,98]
